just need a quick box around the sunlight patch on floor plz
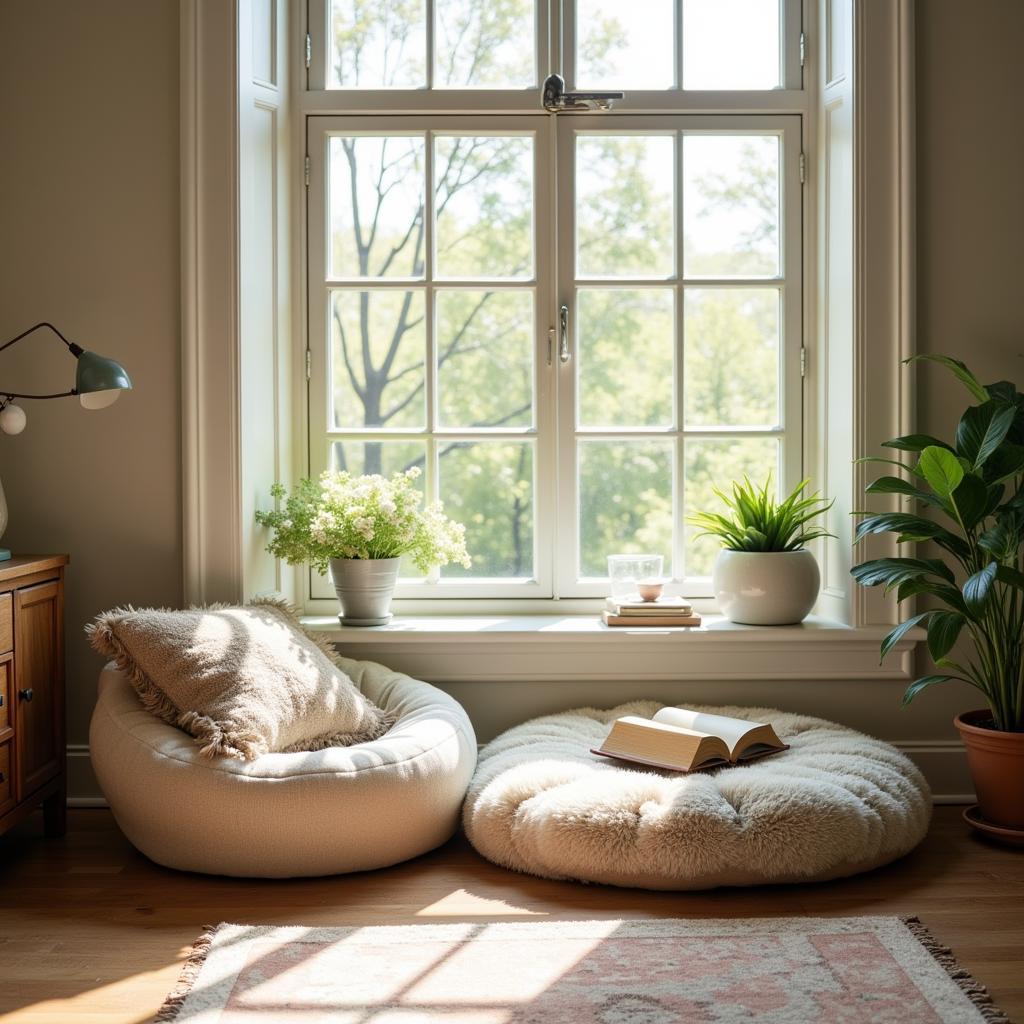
[415,888,546,918]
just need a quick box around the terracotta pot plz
[954,710,1024,829]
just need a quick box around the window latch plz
[542,73,623,113]
[559,304,571,364]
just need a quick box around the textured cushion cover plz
[90,656,477,877]
[464,702,932,890]
[87,600,393,760]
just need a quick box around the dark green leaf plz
[963,562,998,613]
[854,512,956,547]
[978,521,1020,561]
[865,476,942,505]
[955,402,1017,468]
[855,456,928,479]
[851,557,955,588]
[883,434,955,454]
[996,564,1024,591]
[927,611,966,663]
[902,675,954,706]
[984,380,1021,404]
[983,443,1024,484]
[881,612,932,660]
[983,483,1006,517]
[950,473,989,529]
[918,446,964,499]
[905,354,990,403]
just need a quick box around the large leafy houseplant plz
[851,355,1024,734]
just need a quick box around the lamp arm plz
[0,321,81,357]
[0,322,84,402]
[1,389,77,401]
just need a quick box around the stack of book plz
[602,596,701,627]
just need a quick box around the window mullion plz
[673,128,686,581]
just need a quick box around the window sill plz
[303,614,923,683]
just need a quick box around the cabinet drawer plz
[0,653,11,737]
[0,593,12,653]
[0,742,13,816]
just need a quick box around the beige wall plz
[0,1,1021,802]
[913,0,1024,730]
[0,0,182,794]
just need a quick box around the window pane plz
[435,0,536,88]
[437,290,534,428]
[578,440,673,577]
[683,437,779,576]
[684,289,780,426]
[330,290,426,429]
[577,135,674,278]
[440,441,534,578]
[329,0,426,88]
[576,0,674,89]
[683,135,780,277]
[434,135,533,279]
[577,289,674,428]
[329,136,425,279]
[682,0,780,90]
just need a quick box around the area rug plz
[157,916,1010,1023]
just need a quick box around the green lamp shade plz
[75,350,132,410]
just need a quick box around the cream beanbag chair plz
[464,702,931,890]
[90,656,477,877]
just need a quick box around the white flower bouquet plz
[256,468,471,574]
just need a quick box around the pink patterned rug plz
[158,917,1009,1023]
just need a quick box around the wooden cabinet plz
[0,555,68,839]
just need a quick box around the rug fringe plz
[903,917,1013,1024]
[154,924,220,1022]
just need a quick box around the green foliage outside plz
[320,0,786,583]
[851,356,1024,732]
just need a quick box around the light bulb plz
[80,389,121,410]
[0,403,27,435]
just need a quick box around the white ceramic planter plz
[712,549,821,625]
[329,556,401,626]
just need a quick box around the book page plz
[652,707,765,758]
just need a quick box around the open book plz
[592,707,789,773]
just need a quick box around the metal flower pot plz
[329,557,401,626]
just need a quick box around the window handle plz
[559,304,571,364]
[542,74,623,113]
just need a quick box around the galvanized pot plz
[329,556,401,626]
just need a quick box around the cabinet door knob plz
[0,771,5,783]
[0,694,4,707]
[18,688,33,702]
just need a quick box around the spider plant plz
[851,355,1024,732]
[688,475,835,552]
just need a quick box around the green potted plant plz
[851,355,1024,833]
[256,467,471,626]
[688,476,834,625]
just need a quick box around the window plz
[305,0,805,603]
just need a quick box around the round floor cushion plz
[464,702,931,890]
[91,657,477,877]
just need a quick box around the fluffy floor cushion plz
[464,702,932,890]
[91,656,477,878]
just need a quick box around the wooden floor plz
[0,808,1021,1023]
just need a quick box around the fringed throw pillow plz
[87,599,394,760]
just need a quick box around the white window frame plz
[306,115,557,600]
[181,0,918,652]
[297,1,809,611]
